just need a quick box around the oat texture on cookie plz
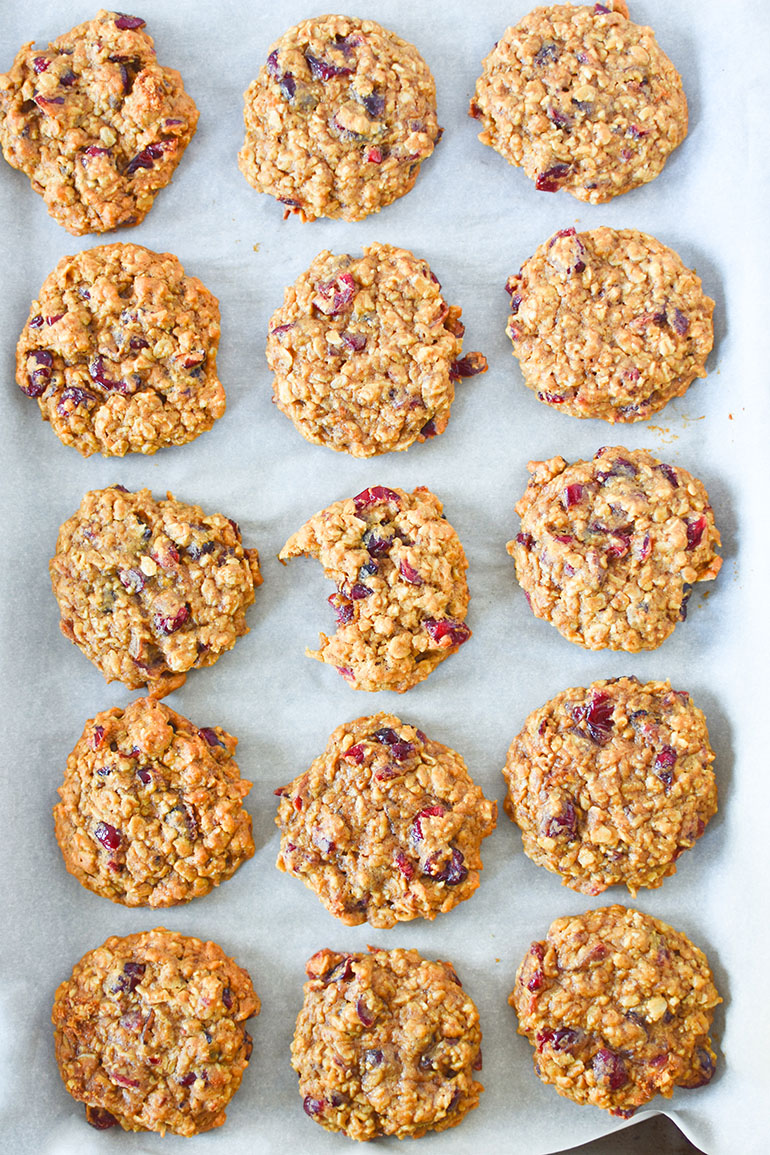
[505,227,714,421]
[470,3,687,202]
[508,446,722,651]
[511,905,720,1117]
[267,243,487,456]
[292,946,483,1139]
[50,486,262,696]
[275,712,496,926]
[52,928,259,1134]
[17,243,225,456]
[238,14,441,221]
[279,485,471,692]
[503,677,716,895]
[0,10,199,235]
[55,697,254,907]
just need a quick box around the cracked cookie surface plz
[275,712,496,927]
[267,243,486,456]
[505,227,713,422]
[508,446,721,651]
[511,905,720,1117]
[502,677,716,895]
[52,928,258,1135]
[0,10,198,235]
[238,14,440,221]
[469,2,687,203]
[292,946,482,1139]
[17,243,224,456]
[55,697,254,907]
[279,485,471,692]
[50,486,262,696]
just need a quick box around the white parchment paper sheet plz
[1,2,768,1153]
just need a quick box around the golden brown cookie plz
[469,2,687,203]
[0,11,198,235]
[505,227,714,421]
[50,486,262,696]
[238,14,440,221]
[502,677,716,895]
[279,485,471,691]
[52,928,258,1134]
[508,446,722,651]
[510,906,720,1117]
[16,243,225,456]
[55,697,254,906]
[292,947,483,1139]
[267,243,486,456]
[275,712,496,926]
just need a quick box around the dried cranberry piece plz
[222,986,233,1009]
[279,74,296,101]
[199,727,224,748]
[424,618,471,647]
[365,146,382,164]
[349,582,372,600]
[592,1048,628,1090]
[563,483,584,508]
[56,387,97,416]
[336,665,355,682]
[654,745,677,790]
[398,560,423,586]
[136,767,151,784]
[344,742,366,764]
[90,355,127,394]
[687,1047,716,1088]
[526,943,546,992]
[305,52,351,80]
[362,530,392,555]
[536,163,572,191]
[153,605,190,635]
[340,331,366,352]
[657,463,679,488]
[32,57,51,73]
[362,92,385,118]
[266,50,280,78]
[449,352,488,380]
[372,728,413,761]
[118,567,146,593]
[86,1106,118,1130]
[516,532,534,551]
[672,309,689,335]
[353,486,400,511]
[363,1048,383,1067]
[534,42,559,66]
[410,805,445,844]
[543,801,577,840]
[420,418,437,438]
[324,957,353,984]
[537,1026,583,1052]
[125,142,168,174]
[596,456,638,482]
[82,145,110,158]
[686,516,707,550]
[94,821,121,850]
[303,1096,324,1117]
[313,272,357,316]
[571,692,614,745]
[178,1072,196,1087]
[113,961,146,994]
[424,847,467,885]
[394,851,414,879]
[356,998,375,1027]
[23,349,54,397]
[547,106,572,130]
[115,14,146,30]
[92,726,106,750]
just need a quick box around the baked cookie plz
[279,485,471,691]
[54,697,254,907]
[52,928,258,1134]
[238,14,440,221]
[0,11,198,235]
[50,486,262,696]
[505,227,714,422]
[469,2,687,203]
[502,677,716,895]
[293,947,482,1139]
[267,243,487,456]
[16,243,225,456]
[275,712,496,927]
[508,446,722,651]
[511,905,720,1117]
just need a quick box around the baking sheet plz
[0,1,767,1152]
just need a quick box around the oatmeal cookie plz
[275,712,496,927]
[238,14,440,221]
[510,905,720,1117]
[50,486,262,696]
[54,697,254,907]
[292,947,482,1139]
[16,243,225,456]
[267,243,486,456]
[508,446,721,651]
[502,677,716,895]
[469,2,687,203]
[0,11,198,235]
[279,485,471,692]
[52,928,258,1135]
[505,227,714,422]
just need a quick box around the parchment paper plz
[1,2,767,1153]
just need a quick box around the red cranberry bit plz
[363,529,393,556]
[222,985,233,1009]
[686,516,707,550]
[118,567,146,593]
[32,57,51,73]
[536,163,572,191]
[23,349,54,397]
[91,725,106,750]
[537,390,565,404]
[125,142,167,174]
[395,850,414,879]
[153,605,190,635]
[34,94,65,108]
[199,727,225,748]
[353,486,400,511]
[82,146,110,159]
[534,42,560,67]
[347,582,371,601]
[538,1026,583,1052]
[424,618,471,647]
[313,272,357,316]
[410,805,445,844]
[548,106,572,130]
[324,956,353,984]
[420,418,437,438]
[654,745,677,790]
[572,692,614,745]
[398,560,423,586]
[592,1048,629,1090]
[344,742,366,764]
[516,532,535,551]
[29,315,44,329]
[303,1096,325,1117]
[424,847,467,885]
[293,796,303,811]
[336,665,355,682]
[372,728,413,760]
[136,767,152,784]
[594,4,611,13]
[364,1048,383,1067]
[672,309,690,335]
[94,821,122,851]
[449,352,488,380]
[362,92,385,118]
[90,355,127,394]
[340,330,366,352]
[366,146,383,164]
[657,463,679,488]
[115,14,146,29]
[113,961,146,994]
[86,1106,118,1130]
[305,52,351,81]
[356,998,375,1027]
[563,483,584,508]
[178,1072,196,1087]
[596,456,638,482]
[266,50,280,78]
[57,386,98,417]
[688,1047,716,1088]
[543,800,577,840]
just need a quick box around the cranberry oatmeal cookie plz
[54,697,254,907]
[279,485,471,692]
[275,712,496,927]
[505,227,714,422]
[502,677,716,895]
[16,243,224,456]
[293,947,483,1139]
[52,928,258,1134]
[469,2,687,203]
[0,11,198,235]
[238,14,441,221]
[508,446,722,651]
[511,906,720,1117]
[267,243,486,456]
[50,486,262,696]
